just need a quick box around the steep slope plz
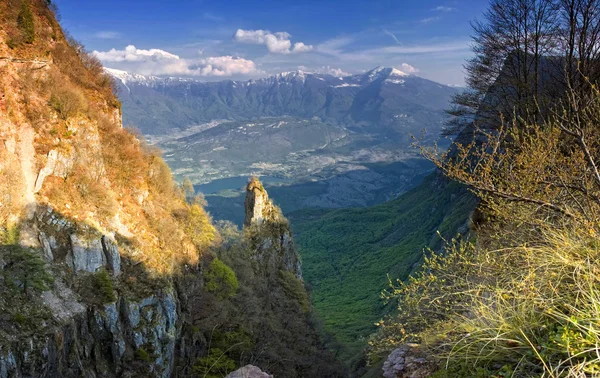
[0,3,342,377]
[289,173,476,366]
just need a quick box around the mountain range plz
[108,67,459,218]
[109,66,458,137]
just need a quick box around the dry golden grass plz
[372,87,600,377]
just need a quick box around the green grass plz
[289,172,476,362]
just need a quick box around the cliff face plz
[0,3,343,377]
[244,177,302,279]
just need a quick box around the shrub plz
[278,270,310,313]
[374,87,600,376]
[1,245,53,294]
[49,84,86,120]
[135,347,151,362]
[192,348,236,378]
[181,203,217,253]
[17,2,35,44]
[93,269,116,303]
[204,258,239,300]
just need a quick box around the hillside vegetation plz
[0,2,343,377]
[370,0,600,377]
[290,173,476,364]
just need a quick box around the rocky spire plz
[243,176,302,279]
[244,176,282,226]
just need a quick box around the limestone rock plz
[33,149,73,193]
[67,234,106,273]
[101,235,121,276]
[382,344,433,378]
[244,177,278,226]
[226,365,273,378]
[38,231,53,261]
[243,177,302,279]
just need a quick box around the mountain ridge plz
[106,65,458,136]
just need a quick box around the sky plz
[54,0,489,86]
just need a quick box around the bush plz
[17,2,35,44]
[93,269,116,303]
[192,347,236,378]
[374,87,600,376]
[181,203,217,253]
[204,258,238,300]
[1,245,53,294]
[278,270,310,313]
[49,84,86,120]
[135,347,151,362]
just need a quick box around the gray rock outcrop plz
[243,177,302,279]
[226,365,273,378]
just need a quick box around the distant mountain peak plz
[362,66,410,82]
[105,66,420,88]
[104,67,160,84]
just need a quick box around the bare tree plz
[446,0,600,137]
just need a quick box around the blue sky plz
[55,0,489,85]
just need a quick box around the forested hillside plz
[290,174,476,366]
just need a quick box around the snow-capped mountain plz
[106,66,458,135]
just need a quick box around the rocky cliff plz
[244,177,302,279]
[0,2,343,377]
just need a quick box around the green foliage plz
[193,347,236,378]
[1,223,20,244]
[93,269,116,303]
[12,312,26,325]
[291,173,475,361]
[17,2,35,44]
[278,270,310,313]
[135,347,151,362]
[179,230,346,378]
[204,258,239,300]
[1,245,53,294]
[375,86,600,376]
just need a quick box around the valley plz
[108,65,462,368]
[109,67,457,217]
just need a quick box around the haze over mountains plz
[108,67,459,220]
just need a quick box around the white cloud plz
[383,29,401,45]
[420,16,441,24]
[93,45,260,77]
[191,56,259,76]
[432,6,455,12]
[94,31,121,39]
[398,63,419,73]
[93,45,180,62]
[233,29,312,54]
[292,42,313,53]
[313,66,350,77]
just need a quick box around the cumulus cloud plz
[190,56,258,76]
[93,45,180,62]
[292,42,313,53]
[313,66,350,77]
[93,45,260,77]
[233,29,312,54]
[399,63,419,73]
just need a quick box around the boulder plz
[226,365,273,378]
